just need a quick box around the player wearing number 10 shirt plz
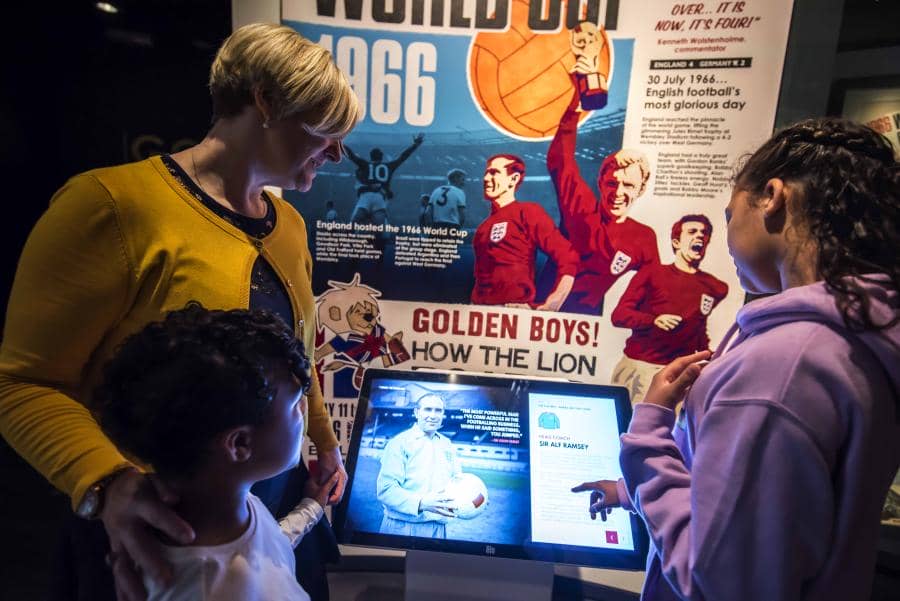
[546,88,660,315]
[346,133,424,226]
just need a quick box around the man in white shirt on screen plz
[376,393,462,537]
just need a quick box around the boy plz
[95,303,338,600]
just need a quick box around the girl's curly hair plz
[734,117,899,331]
[94,302,311,476]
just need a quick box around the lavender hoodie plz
[619,277,900,601]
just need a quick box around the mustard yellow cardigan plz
[0,155,338,510]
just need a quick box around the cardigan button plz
[252,239,264,249]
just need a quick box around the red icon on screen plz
[605,531,619,544]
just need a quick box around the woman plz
[576,117,899,600]
[0,23,358,601]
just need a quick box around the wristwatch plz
[75,468,132,520]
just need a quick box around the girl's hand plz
[643,351,711,410]
[571,480,620,521]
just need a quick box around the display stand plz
[405,550,554,601]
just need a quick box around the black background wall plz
[1,1,230,320]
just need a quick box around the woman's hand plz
[643,350,712,411]
[100,470,194,601]
[571,480,620,521]
[303,471,342,509]
[316,446,348,505]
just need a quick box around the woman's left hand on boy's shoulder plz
[101,470,195,601]
[316,446,348,505]
[643,351,711,410]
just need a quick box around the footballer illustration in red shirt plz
[610,215,728,403]
[472,154,579,310]
[545,84,660,315]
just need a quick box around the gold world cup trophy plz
[570,22,609,111]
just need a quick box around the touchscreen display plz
[336,369,646,570]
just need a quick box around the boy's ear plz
[221,426,253,463]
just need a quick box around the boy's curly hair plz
[94,302,311,476]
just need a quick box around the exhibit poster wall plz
[280,0,796,458]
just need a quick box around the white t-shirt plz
[145,494,312,601]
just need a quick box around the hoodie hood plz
[736,275,900,395]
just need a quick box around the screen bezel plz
[333,368,649,570]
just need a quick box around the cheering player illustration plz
[346,133,424,226]
[315,273,410,391]
[472,154,579,310]
[610,215,728,404]
[544,49,659,314]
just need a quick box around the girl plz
[582,117,899,600]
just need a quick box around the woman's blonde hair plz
[209,23,359,137]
